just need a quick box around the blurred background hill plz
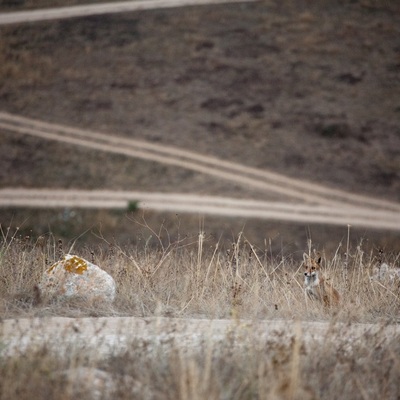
[0,0,399,256]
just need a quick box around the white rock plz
[371,263,400,283]
[39,254,116,303]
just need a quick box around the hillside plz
[0,0,399,252]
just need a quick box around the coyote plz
[303,253,340,306]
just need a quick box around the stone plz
[39,254,116,303]
[371,263,400,283]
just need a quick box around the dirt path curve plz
[2,316,400,358]
[1,188,400,230]
[0,0,257,25]
[1,112,399,213]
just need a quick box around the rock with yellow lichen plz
[39,254,116,304]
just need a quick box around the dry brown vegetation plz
[1,224,400,399]
[1,319,400,400]
[1,222,399,321]
[1,1,400,396]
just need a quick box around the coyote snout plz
[303,253,340,307]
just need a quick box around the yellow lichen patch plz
[63,255,88,275]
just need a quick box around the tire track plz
[0,0,257,26]
[1,189,399,230]
[1,111,399,213]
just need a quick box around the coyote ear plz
[303,253,309,262]
[314,251,321,264]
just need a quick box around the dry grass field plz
[1,223,399,321]
[1,316,399,400]
[1,226,400,399]
[1,1,400,398]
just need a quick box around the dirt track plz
[1,111,400,230]
[2,111,400,214]
[1,188,400,230]
[0,0,257,25]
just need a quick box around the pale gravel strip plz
[1,112,400,212]
[0,188,397,219]
[2,316,399,359]
[1,189,400,230]
[0,0,257,26]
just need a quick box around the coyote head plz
[303,253,321,289]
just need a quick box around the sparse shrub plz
[127,200,139,213]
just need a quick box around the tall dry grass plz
[0,223,400,399]
[0,222,399,321]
